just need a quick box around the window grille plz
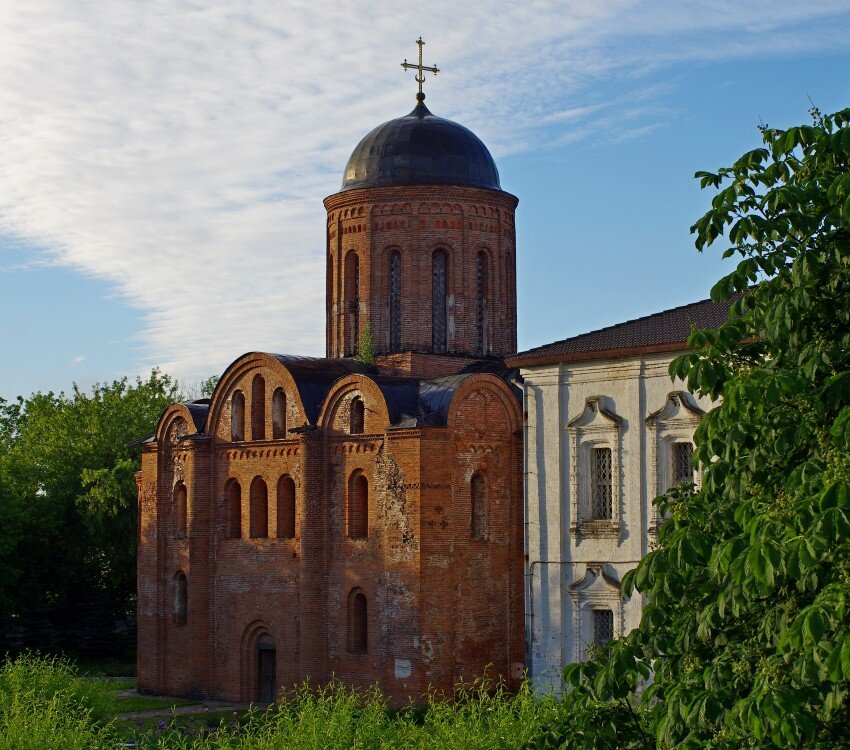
[432,250,447,353]
[590,447,613,520]
[389,252,401,352]
[672,442,694,487]
[592,608,614,647]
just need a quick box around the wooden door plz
[257,646,276,703]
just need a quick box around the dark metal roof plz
[340,101,501,192]
[184,400,209,432]
[510,296,735,365]
[268,355,375,424]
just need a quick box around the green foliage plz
[0,371,178,653]
[561,106,850,748]
[356,324,376,365]
[0,653,116,750]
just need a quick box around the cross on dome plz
[401,37,439,102]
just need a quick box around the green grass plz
[0,654,565,749]
[114,694,198,712]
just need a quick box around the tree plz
[555,107,850,748]
[0,370,178,655]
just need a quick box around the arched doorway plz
[256,634,276,703]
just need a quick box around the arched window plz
[432,249,448,353]
[251,375,265,441]
[347,470,368,538]
[346,589,368,653]
[226,480,242,539]
[471,472,487,540]
[277,475,296,539]
[389,250,402,352]
[250,477,269,538]
[349,396,364,435]
[231,391,245,442]
[272,389,287,439]
[593,608,614,647]
[345,251,360,356]
[590,447,613,520]
[174,572,187,627]
[476,251,488,355]
[174,482,188,539]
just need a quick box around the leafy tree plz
[0,371,178,655]
[553,107,850,748]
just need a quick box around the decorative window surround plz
[568,564,623,661]
[645,391,704,534]
[567,395,623,538]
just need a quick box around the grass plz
[0,654,566,749]
[114,694,198,712]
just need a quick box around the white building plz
[506,298,727,692]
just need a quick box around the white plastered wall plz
[522,353,716,693]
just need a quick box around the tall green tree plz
[0,371,178,654]
[553,107,850,748]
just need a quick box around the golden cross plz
[401,37,439,102]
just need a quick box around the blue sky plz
[2,2,850,401]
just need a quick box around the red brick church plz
[136,84,525,704]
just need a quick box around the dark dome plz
[341,100,500,192]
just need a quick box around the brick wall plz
[324,185,519,361]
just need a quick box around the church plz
[136,44,728,704]
[136,70,525,703]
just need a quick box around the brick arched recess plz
[240,620,275,703]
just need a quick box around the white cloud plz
[1,1,849,380]
[72,355,85,365]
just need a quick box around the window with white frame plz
[567,396,623,537]
[646,392,704,532]
[568,564,623,661]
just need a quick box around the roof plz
[339,100,501,192]
[508,296,734,367]
[268,355,374,424]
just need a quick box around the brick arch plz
[239,620,276,702]
[154,404,198,443]
[207,353,310,440]
[316,375,390,434]
[446,374,522,434]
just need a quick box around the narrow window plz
[389,251,402,352]
[672,442,694,487]
[476,251,488,355]
[349,396,364,435]
[174,572,187,627]
[251,375,265,441]
[231,391,245,442]
[592,608,614,647]
[174,482,188,539]
[346,589,368,653]
[277,475,296,539]
[432,249,447,353]
[226,480,242,539]
[272,389,287,439]
[590,447,613,520]
[347,470,368,538]
[471,473,487,540]
[345,252,360,356]
[250,477,269,538]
